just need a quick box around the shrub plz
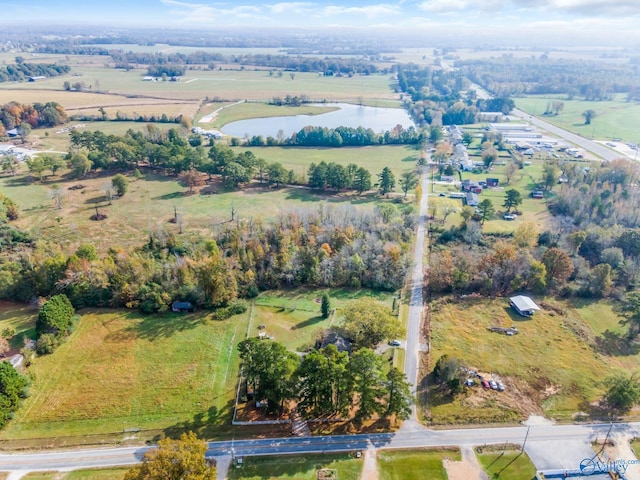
[36,294,74,336]
[210,302,248,321]
[35,333,59,355]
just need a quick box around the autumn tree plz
[504,161,519,185]
[124,432,215,480]
[179,169,205,193]
[481,147,498,168]
[340,298,404,349]
[541,247,573,288]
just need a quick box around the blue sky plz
[3,1,640,43]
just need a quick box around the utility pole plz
[521,426,530,453]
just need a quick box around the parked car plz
[465,378,476,387]
[496,381,505,391]
[388,340,401,347]
[489,379,498,390]
[481,379,490,389]
[503,213,517,221]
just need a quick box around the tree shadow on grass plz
[595,329,640,357]
[159,400,236,441]
[152,191,184,201]
[291,315,325,330]
[124,312,205,341]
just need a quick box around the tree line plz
[0,204,413,312]
[0,60,70,83]
[458,57,638,98]
[0,101,68,131]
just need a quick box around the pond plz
[221,103,415,139]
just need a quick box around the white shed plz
[510,295,540,317]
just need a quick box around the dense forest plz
[0,60,70,83]
[0,203,414,312]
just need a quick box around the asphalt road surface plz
[1,422,639,473]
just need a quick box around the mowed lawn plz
[228,453,363,480]
[477,450,537,480]
[22,468,128,480]
[377,449,461,480]
[1,309,248,439]
[429,298,634,423]
[236,145,420,184]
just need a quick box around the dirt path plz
[360,444,378,480]
[605,435,640,480]
[443,445,488,480]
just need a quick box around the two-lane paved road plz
[1,422,639,473]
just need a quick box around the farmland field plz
[428,297,639,424]
[515,94,640,143]
[0,309,248,440]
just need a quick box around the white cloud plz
[160,0,263,23]
[321,4,401,18]
[267,2,313,14]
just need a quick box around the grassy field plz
[377,449,461,480]
[227,453,363,480]
[1,309,248,440]
[0,302,37,353]
[477,450,537,480]
[428,297,634,424]
[251,288,397,351]
[22,468,128,479]
[0,68,397,104]
[235,145,420,185]
[1,163,395,252]
[515,94,640,143]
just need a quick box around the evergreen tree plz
[378,167,396,195]
[321,293,331,318]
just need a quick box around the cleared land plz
[477,450,537,480]
[515,94,640,143]
[0,309,248,440]
[377,449,461,480]
[227,453,363,480]
[2,145,415,251]
[428,297,634,424]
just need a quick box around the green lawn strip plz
[21,468,129,480]
[515,93,640,142]
[227,453,363,480]
[0,309,248,439]
[428,298,618,423]
[477,449,537,480]
[631,439,640,458]
[377,448,461,480]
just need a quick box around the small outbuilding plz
[510,295,540,317]
[172,301,194,313]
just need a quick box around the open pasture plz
[0,309,248,440]
[428,297,638,424]
[515,94,640,143]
